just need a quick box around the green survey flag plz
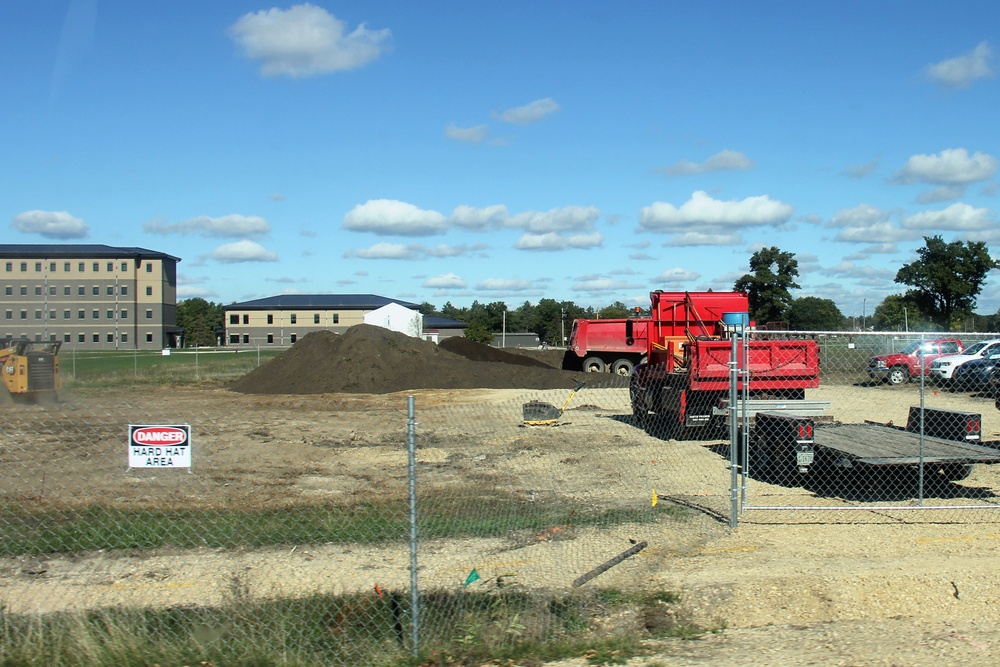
[464,569,480,586]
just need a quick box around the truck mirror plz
[625,319,634,346]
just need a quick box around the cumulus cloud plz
[507,205,601,234]
[345,241,487,259]
[177,285,217,299]
[926,42,994,88]
[11,210,88,239]
[498,98,560,125]
[143,214,270,237]
[343,199,448,236]
[659,150,754,176]
[655,267,701,284]
[892,148,997,186]
[901,202,995,231]
[571,276,636,292]
[422,273,466,289]
[514,230,604,251]
[827,204,917,243]
[476,278,535,291]
[639,191,792,246]
[450,204,508,230]
[444,123,489,143]
[208,240,278,263]
[228,4,390,78]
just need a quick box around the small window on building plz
[64,286,70,295]
[93,262,99,272]
[20,310,27,320]
[314,313,320,324]
[107,333,114,342]
[146,286,153,296]
[78,262,85,272]
[3,287,9,296]
[107,310,114,319]
[63,334,71,343]
[267,334,274,344]
[20,262,27,271]
[146,333,153,343]
[34,286,42,295]
[35,262,42,272]
[92,310,99,319]
[5,262,11,271]
[20,286,26,295]
[49,310,55,320]
[49,286,56,295]
[64,310,70,319]
[78,334,85,343]
[121,333,128,343]
[290,334,297,343]
[229,314,239,324]
[290,314,297,324]
[242,334,249,344]
[78,286,85,295]
[229,335,239,344]
[243,314,249,324]
[107,262,113,272]
[107,286,114,296]
[121,309,128,319]
[121,285,128,295]
[4,310,11,320]
[146,263,153,273]
[333,313,340,324]
[121,262,128,272]
[146,309,153,319]
[267,314,273,324]
[78,310,85,319]
[34,310,42,320]
[64,262,70,272]
[49,262,56,272]
[93,334,99,343]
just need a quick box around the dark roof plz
[227,294,420,310]
[0,244,181,262]
[424,316,468,330]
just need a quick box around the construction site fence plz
[1,331,999,664]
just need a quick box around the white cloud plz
[422,273,466,289]
[660,150,754,176]
[342,199,447,236]
[143,214,270,237]
[507,205,601,233]
[498,98,560,125]
[664,232,741,246]
[450,204,508,230]
[12,210,88,239]
[655,267,701,284]
[926,42,994,88]
[571,276,634,292]
[476,278,535,291]
[347,242,415,259]
[901,202,995,231]
[639,191,793,234]
[209,240,278,263]
[177,285,217,299]
[841,158,879,179]
[828,203,891,228]
[346,241,486,259]
[228,4,390,78]
[444,123,489,143]
[892,148,997,185]
[834,223,915,244]
[514,230,603,251]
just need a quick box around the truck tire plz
[582,356,606,373]
[611,358,635,376]
[887,366,910,385]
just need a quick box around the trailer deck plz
[813,422,1000,467]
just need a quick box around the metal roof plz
[424,316,468,329]
[226,294,421,310]
[0,244,181,262]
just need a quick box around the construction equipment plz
[0,339,62,403]
[523,381,586,426]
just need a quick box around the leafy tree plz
[871,294,925,332]
[463,320,493,344]
[895,235,1000,330]
[733,247,801,325]
[176,298,224,347]
[786,296,844,331]
[597,301,633,319]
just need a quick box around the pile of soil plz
[438,336,550,367]
[230,325,584,395]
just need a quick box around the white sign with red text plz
[128,424,192,468]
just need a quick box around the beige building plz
[0,244,181,350]
[223,294,466,346]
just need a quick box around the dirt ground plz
[4,328,1000,665]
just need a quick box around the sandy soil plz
[3,379,1000,666]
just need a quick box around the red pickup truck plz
[866,338,964,385]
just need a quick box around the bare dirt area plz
[4,327,1000,665]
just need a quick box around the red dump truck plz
[629,291,821,438]
[566,317,651,375]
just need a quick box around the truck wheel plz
[582,356,606,373]
[887,366,910,385]
[611,359,634,376]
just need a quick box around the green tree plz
[176,298,224,347]
[597,301,632,319]
[871,294,925,332]
[786,296,844,331]
[733,247,801,325]
[463,320,493,344]
[894,235,1000,330]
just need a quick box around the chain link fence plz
[2,331,1000,663]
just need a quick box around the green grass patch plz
[0,494,687,557]
[59,348,284,387]
[0,585,712,667]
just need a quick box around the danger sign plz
[128,425,192,468]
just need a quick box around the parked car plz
[929,339,1000,386]
[867,338,963,385]
[951,354,1000,392]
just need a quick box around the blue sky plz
[4,2,999,320]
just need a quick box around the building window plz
[146,309,153,319]
[49,310,55,320]
[64,262,70,272]
[49,262,56,272]
[93,334,99,343]
[64,286,70,295]
[78,334,85,343]
[107,310,114,319]
[121,285,128,296]
[35,262,42,272]
[107,286,114,296]
[78,286,85,295]
[267,334,274,344]
[290,334,297,343]
[64,310,70,319]
[242,334,249,344]
[290,314,297,324]
[121,262,128,272]
[121,309,128,319]
[49,286,56,295]
[34,311,42,320]
[35,286,42,296]
[314,313,320,324]
[4,310,10,320]
[267,314,273,324]
[92,262,99,272]
[92,310,99,319]
[146,333,153,343]
[3,287,9,296]
[78,310,84,319]
[333,314,340,324]
[92,286,99,296]
[229,314,239,324]
[20,286,26,295]
[78,262,84,272]
[146,264,152,273]
[107,334,114,343]
[107,262,113,272]
[4,262,11,271]
[242,314,249,324]
[20,310,27,320]
[229,335,239,344]
[63,334,71,343]
[20,262,27,271]
[121,333,128,343]
[146,286,153,296]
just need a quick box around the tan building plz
[223,294,467,346]
[0,244,181,350]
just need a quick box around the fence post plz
[729,333,740,529]
[407,395,420,656]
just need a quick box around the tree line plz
[176,235,1000,347]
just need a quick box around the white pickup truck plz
[929,339,1000,385]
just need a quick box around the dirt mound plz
[439,337,551,368]
[230,325,584,394]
